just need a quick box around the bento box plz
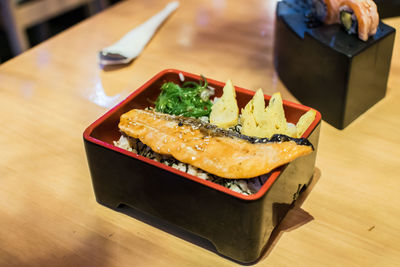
[83,69,321,263]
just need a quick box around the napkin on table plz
[99,1,179,66]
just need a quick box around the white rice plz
[179,72,185,82]
[207,85,215,91]
[113,135,270,195]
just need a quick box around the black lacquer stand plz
[274,0,396,129]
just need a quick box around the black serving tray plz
[274,0,396,129]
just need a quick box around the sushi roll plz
[339,0,379,41]
[307,0,344,24]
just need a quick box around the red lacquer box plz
[83,69,321,263]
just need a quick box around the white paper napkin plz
[99,1,179,65]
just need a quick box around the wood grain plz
[0,0,399,266]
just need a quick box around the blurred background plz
[1,0,398,64]
[0,0,122,63]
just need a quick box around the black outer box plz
[274,0,396,129]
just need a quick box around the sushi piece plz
[339,0,379,41]
[307,0,344,24]
[118,109,314,179]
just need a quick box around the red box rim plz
[83,69,321,201]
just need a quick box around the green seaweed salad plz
[154,76,213,118]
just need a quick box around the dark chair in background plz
[0,0,108,57]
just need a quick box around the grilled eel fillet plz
[118,109,314,179]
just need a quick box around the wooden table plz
[1,0,399,266]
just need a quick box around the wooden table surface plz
[1,0,399,266]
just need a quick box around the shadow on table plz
[257,167,321,263]
[116,167,321,265]
[100,61,134,71]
